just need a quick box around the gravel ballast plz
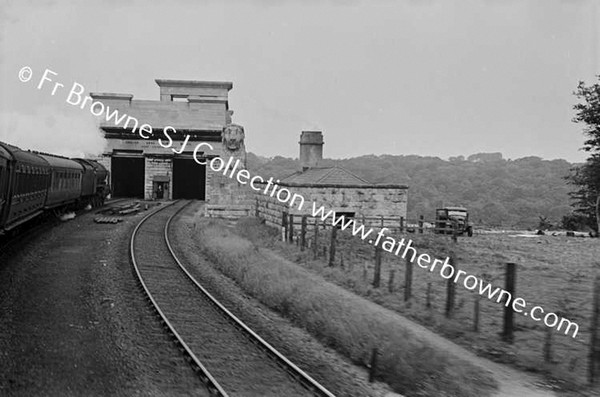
[0,203,208,396]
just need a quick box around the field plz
[247,220,600,394]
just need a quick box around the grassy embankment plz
[193,217,497,397]
[236,219,599,394]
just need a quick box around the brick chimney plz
[299,131,323,171]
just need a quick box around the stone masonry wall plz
[144,156,172,200]
[205,150,253,218]
[255,184,408,230]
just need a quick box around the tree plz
[570,77,600,234]
[247,151,574,228]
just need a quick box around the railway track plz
[130,200,336,397]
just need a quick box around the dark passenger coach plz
[0,141,110,234]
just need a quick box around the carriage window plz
[19,168,24,194]
[18,170,24,195]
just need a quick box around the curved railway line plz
[130,200,336,397]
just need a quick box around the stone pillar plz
[205,124,252,218]
[144,156,172,200]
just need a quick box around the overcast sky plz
[1,0,598,161]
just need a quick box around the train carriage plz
[37,154,84,209]
[0,141,111,234]
[0,145,10,219]
[0,142,51,232]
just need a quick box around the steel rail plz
[129,200,229,397]
[165,202,336,397]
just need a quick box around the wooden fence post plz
[426,282,432,308]
[388,268,395,293]
[373,245,382,288]
[400,216,404,233]
[300,215,307,251]
[404,256,412,302]
[368,348,379,383]
[544,326,553,363]
[328,225,337,267]
[445,254,456,318]
[589,274,600,385]
[473,295,480,332]
[288,214,294,243]
[282,211,288,242]
[418,215,424,234]
[313,220,319,259]
[503,262,517,344]
[452,220,458,243]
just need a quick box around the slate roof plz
[281,166,371,186]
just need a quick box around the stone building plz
[91,79,248,212]
[256,131,408,228]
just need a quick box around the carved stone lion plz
[222,124,245,153]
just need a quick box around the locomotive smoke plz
[0,106,106,158]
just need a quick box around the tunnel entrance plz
[172,158,206,200]
[111,155,145,198]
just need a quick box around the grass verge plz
[192,217,497,397]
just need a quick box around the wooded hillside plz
[246,152,576,229]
